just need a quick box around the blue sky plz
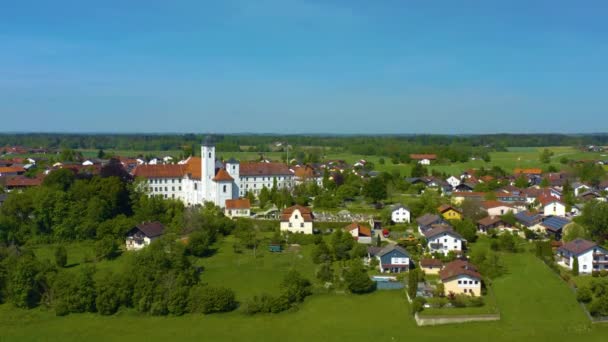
[1,0,607,134]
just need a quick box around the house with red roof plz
[410,154,437,165]
[538,195,566,217]
[224,198,251,218]
[344,222,372,244]
[439,260,482,296]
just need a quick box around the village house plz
[410,154,437,165]
[372,244,411,273]
[0,166,26,177]
[538,196,566,217]
[390,204,411,223]
[416,213,444,234]
[279,205,314,235]
[481,200,517,216]
[344,222,372,244]
[477,216,517,234]
[515,210,543,231]
[419,258,444,275]
[423,224,465,256]
[541,216,571,240]
[446,175,461,188]
[556,238,608,274]
[291,164,323,187]
[572,182,591,197]
[125,221,165,250]
[437,204,462,221]
[439,260,482,296]
[224,198,251,218]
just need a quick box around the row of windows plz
[150,178,181,184]
[240,176,291,182]
[457,280,479,285]
[288,223,305,228]
[150,186,182,192]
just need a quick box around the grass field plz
[3,239,608,341]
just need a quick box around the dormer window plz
[295,214,299,219]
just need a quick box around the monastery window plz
[300,223,304,228]
[223,185,227,193]
[194,183,197,190]
[165,187,168,191]
[172,187,175,191]
[179,186,182,191]
[209,153,211,158]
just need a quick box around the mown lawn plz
[3,240,608,341]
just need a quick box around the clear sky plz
[1,0,607,134]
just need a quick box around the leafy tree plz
[589,295,608,317]
[452,219,478,243]
[579,201,608,243]
[95,271,127,315]
[460,198,485,221]
[563,223,588,242]
[514,176,529,188]
[187,230,215,257]
[539,148,553,163]
[258,186,271,208]
[331,229,354,261]
[280,270,312,303]
[311,240,332,264]
[54,246,67,268]
[343,260,375,294]
[316,262,334,282]
[362,177,387,203]
[52,266,96,315]
[410,163,428,178]
[576,285,593,303]
[42,169,75,191]
[94,237,119,261]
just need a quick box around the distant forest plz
[1,133,607,159]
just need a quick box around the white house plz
[132,137,294,208]
[410,154,437,165]
[423,225,465,256]
[390,204,411,223]
[125,222,165,251]
[539,197,566,217]
[557,239,608,274]
[446,176,461,188]
[82,160,94,166]
[439,260,482,296]
[224,198,251,218]
[280,205,314,235]
[573,183,591,197]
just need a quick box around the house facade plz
[390,204,411,223]
[344,222,372,244]
[540,198,566,217]
[481,201,517,216]
[439,260,482,296]
[420,258,444,275]
[423,225,465,256]
[557,239,608,274]
[279,205,314,234]
[133,137,294,208]
[224,198,251,218]
[375,245,411,273]
[438,204,462,221]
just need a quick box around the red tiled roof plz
[439,260,481,281]
[344,222,371,237]
[410,154,437,160]
[225,198,251,210]
[538,194,563,206]
[240,162,291,176]
[0,166,25,174]
[6,176,43,187]
[132,157,203,180]
[213,168,233,182]
[280,205,314,222]
[481,200,513,209]
[558,238,597,256]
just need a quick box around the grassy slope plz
[3,243,608,341]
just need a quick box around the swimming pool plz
[371,276,404,290]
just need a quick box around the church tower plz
[201,136,216,201]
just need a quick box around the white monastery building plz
[133,137,294,208]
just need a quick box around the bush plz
[411,296,426,314]
[589,295,608,317]
[601,270,608,278]
[344,261,375,294]
[577,286,593,303]
[54,246,67,268]
[94,237,118,261]
[188,285,237,314]
[426,297,448,308]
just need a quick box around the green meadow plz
[3,238,608,341]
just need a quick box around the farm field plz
[3,240,608,341]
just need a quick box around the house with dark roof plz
[557,238,608,274]
[541,216,571,240]
[515,210,543,230]
[423,224,465,256]
[280,205,314,235]
[477,216,516,234]
[126,221,165,250]
[439,260,482,296]
[374,244,411,273]
[416,213,444,234]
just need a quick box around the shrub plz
[54,246,67,268]
[576,286,593,303]
[94,237,118,261]
[600,270,608,278]
[344,261,375,294]
[411,296,426,314]
[188,285,237,314]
